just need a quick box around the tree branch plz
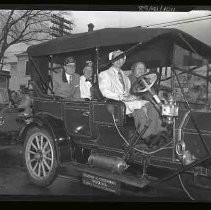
[8,10,31,29]
[0,10,73,63]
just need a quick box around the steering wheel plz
[131,72,158,94]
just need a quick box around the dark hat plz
[64,57,75,65]
[85,60,93,66]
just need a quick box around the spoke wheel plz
[23,127,58,187]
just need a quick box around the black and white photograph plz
[1,4,211,202]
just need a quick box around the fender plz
[19,113,72,165]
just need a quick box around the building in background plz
[1,54,16,72]
[9,51,30,91]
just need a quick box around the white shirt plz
[65,72,72,84]
[80,75,92,99]
[98,66,148,114]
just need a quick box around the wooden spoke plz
[35,136,40,150]
[43,159,51,171]
[40,136,44,150]
[41,162,46,177]
[31,141,38,150]
[30,158,37,163]
[43,155,52,161]
[38,163,41,177]
[32,161,39,172]
[42,140,49,152]
[29,150,37,155]
[44,149,51,156]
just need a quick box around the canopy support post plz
[206,59,210,103]
[95,47,99,84]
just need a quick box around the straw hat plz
[109,50,126,61]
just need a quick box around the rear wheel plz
[23,127,58,187]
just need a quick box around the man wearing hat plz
[98,50,166,145]
[85,60,93,67]
[52,57,81,100]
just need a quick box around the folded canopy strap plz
[99,42,143,71]
[178,32,198,56]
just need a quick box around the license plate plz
[82,172,120,194]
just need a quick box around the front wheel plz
[23,127,58,187]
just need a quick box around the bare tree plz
[0,10,74,70]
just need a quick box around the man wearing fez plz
[98,50,166,147]
[53,57,81,100]
[85,60,93,67]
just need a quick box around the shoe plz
[143,132,166,149]
[143,135,155,148]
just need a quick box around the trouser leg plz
[132,102,164,138]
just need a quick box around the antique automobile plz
[22,26,211,198]
[0,70,25,147]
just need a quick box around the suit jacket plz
[98,66,148,114]
[98,66,131,101]
[52,69,81,100]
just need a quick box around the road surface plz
[0,145,210,201]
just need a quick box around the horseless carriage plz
[6,27,211,197]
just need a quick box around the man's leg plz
[132,102,164,138]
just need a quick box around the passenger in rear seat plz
[52,57,81,100]
[80,63,93,100]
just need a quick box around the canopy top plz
[27,26,211,59]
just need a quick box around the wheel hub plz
[34,150,43,161]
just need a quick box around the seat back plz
[91,83,105,101]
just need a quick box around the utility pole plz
[50,14,73,38]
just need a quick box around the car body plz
[21,27,211,195]
[0,71,25,147]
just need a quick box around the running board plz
[61,161,157,189]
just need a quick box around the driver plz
[98,50,166,143]
[129,62,148,86]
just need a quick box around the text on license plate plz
[82,172,120,194]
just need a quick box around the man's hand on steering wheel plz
[131,72,162,105]
[131,72,158,93]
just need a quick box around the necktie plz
[118,71,125,91]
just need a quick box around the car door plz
[63,100,93,138]
[91,100,127,149]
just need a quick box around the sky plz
[6,10,211,55]
[70,10,211,45]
